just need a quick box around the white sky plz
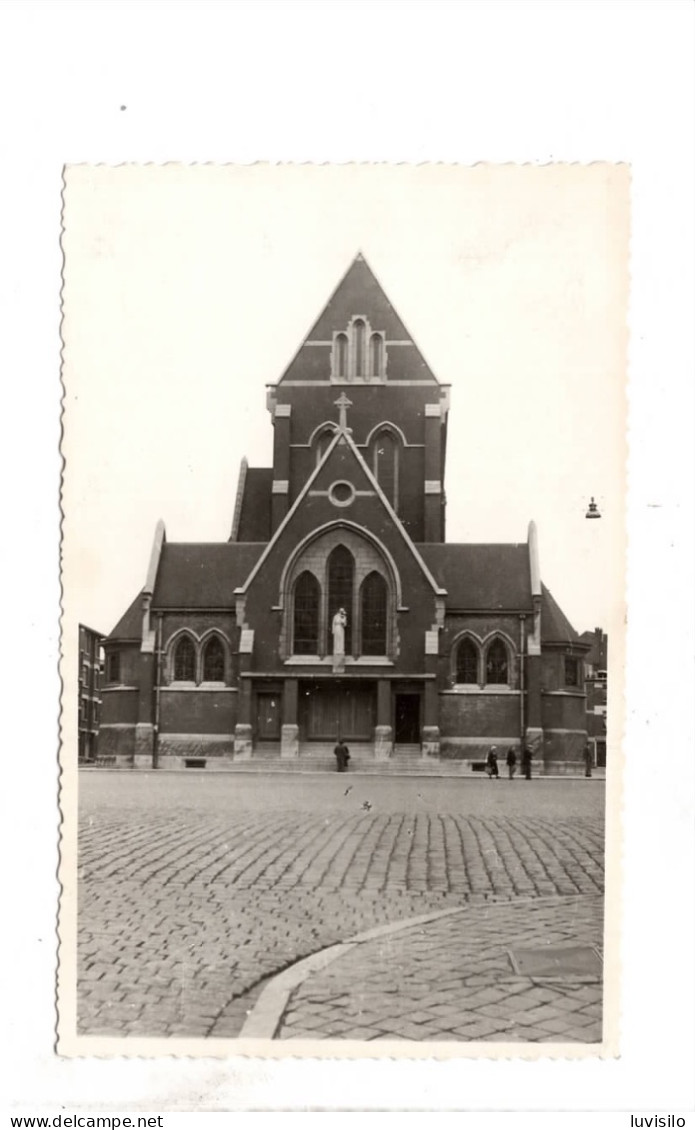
[62,163,627,638]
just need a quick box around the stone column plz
[234,629,255,759]
[281,678,299,758]
[374,678,393,760]
[422,629,441,758]
[134,652,155,768]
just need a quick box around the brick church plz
[99,254,590,774]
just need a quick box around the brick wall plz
[159,689,238,734]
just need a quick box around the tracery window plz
[486,639,509,685]
[202,636,225,682]
[360,572,387,655]
[370,333,384,378]
[335,333,348,378]
[174,636,196,682]
[353,319,366,378]
[456,638,479,684]
[293,571,320,655]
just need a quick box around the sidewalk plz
[241,893,603,1043]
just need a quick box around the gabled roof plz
[235,467,272,542]
[541,584,585,645]
[237,423,445,597]
[153,543,265,608]
[106,591,144,642]
[418,544,534,611]
[278,253,439,385]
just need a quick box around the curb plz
[239,906,468,1039]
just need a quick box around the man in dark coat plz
[522,747,533,780]
[486,747,499,779]
[506,746,517,779]
[334,739,350,773]
[583,742,593,778]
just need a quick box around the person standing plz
[334,738,350,773]
[486,746,499,779]
[522,746,533,780]
[506,746,517,779]
[583,742,593,778]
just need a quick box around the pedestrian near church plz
[486,747,499,779]
[583,742,593,778]
[522,747,533,780]
[506,746,517,779]
[334,739,350,773]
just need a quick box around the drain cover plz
[508,944,602,978]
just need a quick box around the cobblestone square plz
[77,771,605,1042]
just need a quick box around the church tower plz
[232,254,450,544]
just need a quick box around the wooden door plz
[256,692,281,740]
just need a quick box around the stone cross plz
[334,392,352,432]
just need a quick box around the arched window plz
[335,333,348,379]
[373,430,398,509]
[456,638,479,684]
[327,545,354,654]
[202,635,225,682]
[370,333,383,377]
[353,319,366,378]
[293,571,320,655]
[360,572,388,655]
[174,636,196,682]
[486,639,509,685]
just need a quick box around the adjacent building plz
[98,254,590,773]
[78,624,104,762]
[581,628,608,768]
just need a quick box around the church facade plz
[99,255,590,774]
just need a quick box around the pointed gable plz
[278,254,439,385]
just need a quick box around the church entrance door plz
[256,692,281,741]
[394,693,421,744]
[299,681,375,742]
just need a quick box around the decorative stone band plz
[425,403,442,417]
[239,629,255,654]
[424,480,442,494]
[274,403,291,417]
[271,480,289,494]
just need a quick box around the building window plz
[486,639,509,685]
[373,430,398,509]
[456,638,479,684]
[370,333,384,378]
[335,333,348,378]
[293,571,320,654]
[565,656,580,687]
[315,426,336,466]
[360,572,387,655]
[327,545,354,654]
[174,636,196,682]
[202,636,225,682]
[107,651,121,683]
[353,319,366,377]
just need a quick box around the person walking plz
[583,742,593,778]
[486,746,499,779]
[506,746,517,779]
[522,746,533,780]
[334,738,350,773]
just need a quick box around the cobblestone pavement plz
[277,895,603,1042]
[77,773,604,1040]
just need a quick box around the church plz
[98,254,590,775]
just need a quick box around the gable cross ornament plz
[334,392,352,433]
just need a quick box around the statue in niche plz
[332,608,347,656]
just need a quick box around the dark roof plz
[236,468,272,542]
[417,544,533,610]
[541,585,584,645]
[153,543,265,608]
[106,591,144,642]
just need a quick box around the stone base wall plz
[543,729,587,767]
[544,759,588,776]
[156,733,235,759]
[97,725,135,762]
[440,737,516,761]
